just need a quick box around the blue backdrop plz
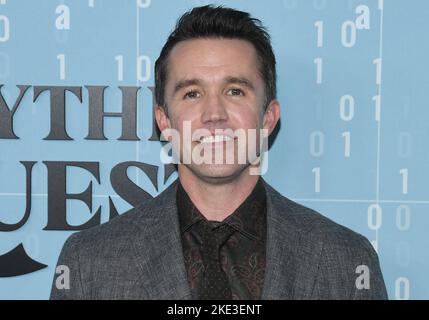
[0,0,427,299]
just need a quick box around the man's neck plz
[178,166,260,222]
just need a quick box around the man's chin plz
[185,163,250,184]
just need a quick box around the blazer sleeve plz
[351,237,388,300]
[50,233,85,300]
[312,233,388,300]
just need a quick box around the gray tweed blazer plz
[50,179,388,300]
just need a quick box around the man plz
[50,5,387,300]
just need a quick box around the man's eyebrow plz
[224,76,255,90]
[173,78,202,94]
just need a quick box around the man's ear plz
[155,105,171,139]
[263,99,281,135]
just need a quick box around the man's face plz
[156,38,279,183]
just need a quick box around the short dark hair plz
[154,5,277,112]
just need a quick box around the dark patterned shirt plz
[176,178,267,300]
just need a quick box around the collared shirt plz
[176,178,267,300]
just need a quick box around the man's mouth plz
[199,134,234,144]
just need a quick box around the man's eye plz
[227,88,244,96]
[184,91,201,99]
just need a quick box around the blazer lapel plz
[130,180,192,299]
[261,181,324,299]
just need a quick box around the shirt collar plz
[176,178,267,242]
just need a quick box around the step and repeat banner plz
[0,0,427,299]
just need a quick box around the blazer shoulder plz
[264,182,388,299]
[50,180,181,299]
[62,179,179,255]
[264,182,372,252]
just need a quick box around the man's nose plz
[200,94,229,124]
